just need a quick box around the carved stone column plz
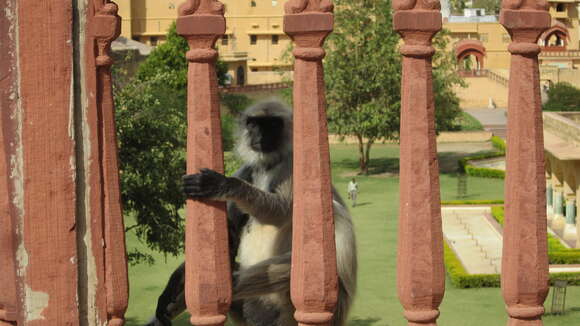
[93,3,129,325]
[177,1,231,325]
[500,1,551,325]
[392,0,445,325]
[284,1,338,325]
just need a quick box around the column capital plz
[93,2,121,67]
[176,0,225,63]
[392,0,441,58]
[284,0,334,61]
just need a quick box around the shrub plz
[543,82,580,112]
[458,151,505,179]
[491,206,580,264]
[490,136,506,153]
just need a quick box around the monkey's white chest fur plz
[238,171,282,269]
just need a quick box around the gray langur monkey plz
[146,100,357,326]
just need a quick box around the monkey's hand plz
[183,168,238,200]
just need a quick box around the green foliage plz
[136,23,228,88]
[324,0,464,174]
[456,111,484,131]
[464,165,505,178]
[221,93,253,116]
[492,206,580,265]
[459,151,505,179]
[115,23,244,260]
[115,72,187,257]
[448,0,467,14]
[444,241,501,288]
[543,82,580,112]
[472,0,501,15]
[490,136,506,153]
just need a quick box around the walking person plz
[347,178,359,208]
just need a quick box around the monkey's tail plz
[233,253,291,300]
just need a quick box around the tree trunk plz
[364,140,374,175]
[356,135,368,175]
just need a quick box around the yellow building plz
[445,2,580,71]
[118,0,580,85]
[117,0,292,85]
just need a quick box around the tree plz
[543,82,580,112]
[114,23,248,263]
[325,0,464,174]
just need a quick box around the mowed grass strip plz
[125,143,580,326]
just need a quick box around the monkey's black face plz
[246,116,284,153]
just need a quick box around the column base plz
[551,215,566,235]
[563,224,578,245]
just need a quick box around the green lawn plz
[125,143,580,326]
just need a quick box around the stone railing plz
[0,0,552,325]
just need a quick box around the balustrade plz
[0,0,557,324]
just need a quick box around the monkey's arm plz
[183,169,291,226]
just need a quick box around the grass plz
[125,143,580,326]
[457,111,485,131]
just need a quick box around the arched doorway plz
[236,66,245,86]
[455,39,486,75]
[540,22,569,51]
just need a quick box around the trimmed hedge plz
[491,136,506,153]
[444,240,580,288]
[491,206,580,264]
[444,241,500,288]
[442,199,504,205]
[443,205,580,288]
[464,165,505,178]
[458,151,505,179]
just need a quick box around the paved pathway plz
[442,206,580,274]
[464,108,508,139]
[442,207,502,274]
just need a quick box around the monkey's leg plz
[233,253,291,300]
[145,263,186,326]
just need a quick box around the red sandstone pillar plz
[176,1,232,325]
[392,1,445,325]
[499,1,551,325]
[284,1,338,325]
[0,2,20,325]
[93,2,129,325]
[0,0,130,324]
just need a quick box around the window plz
[251,0,256,7]
[150,36,158,46]
[272,35,279,45]
[556,3,565,11]
[222,35,229,46]
[250,35,257,45]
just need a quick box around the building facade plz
[118,0,580,85]
[117,0,292,85]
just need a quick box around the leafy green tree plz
[472,0,501,15]
[543,82,580,112]
[136,23,228,87]
[325,0,464,174]
[114,23,247,262]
